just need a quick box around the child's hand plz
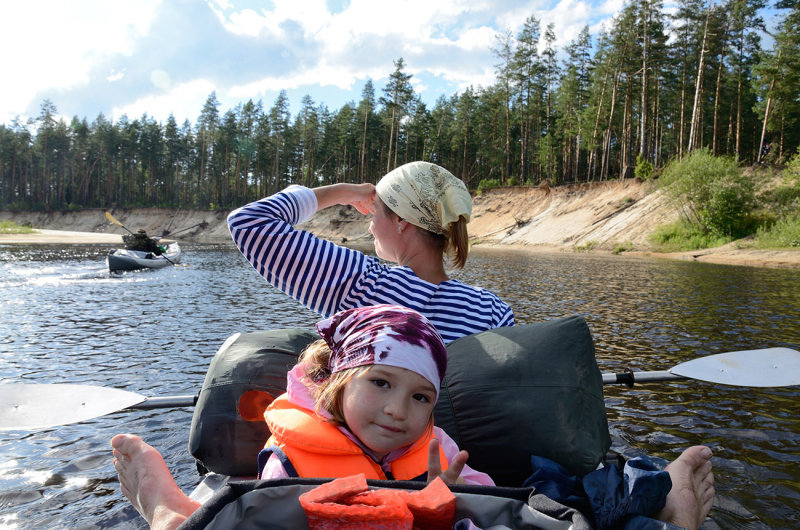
[427,438,469,484]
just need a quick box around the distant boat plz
[107,242,181,271]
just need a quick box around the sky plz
[0,0,747,129]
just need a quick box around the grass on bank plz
[649,148,800,252]
[0,221,35,234]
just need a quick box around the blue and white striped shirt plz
[228,185,514,343]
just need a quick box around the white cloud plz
[230,59,358,97]
[0,0,161,122]
[0,0,635,125]
[211,0,332,38]
[111,79,216,123]
[107,70,127,83]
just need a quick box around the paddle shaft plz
[129,394,197,410]
[106,212,135,236]
[603,371,683,386]
[119,371,686,412]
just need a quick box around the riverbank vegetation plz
[652,150,800,250]
[2,1,798,214]
[0,221,34,234]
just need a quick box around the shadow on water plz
[1,243,798,528]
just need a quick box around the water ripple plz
[1,244,798,527]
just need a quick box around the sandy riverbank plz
[2,181,799,270]
[0,229,125,244]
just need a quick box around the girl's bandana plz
[315,305,447,397]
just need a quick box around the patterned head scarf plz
[315,304,448,398]
[376,161,472,235]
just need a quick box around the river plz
[1,243,798,528]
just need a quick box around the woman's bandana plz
[315,305,447,398]
[375,161,472,235]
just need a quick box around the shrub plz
[477,178,501,191]
[634,155,655,180]
[0,221,35,234]
[650,220,730,252]
[612,241,633,254]
[759,149,800,217]
[659,149,756,238]
[755,213,800,248]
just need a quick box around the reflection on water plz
[0,243,798,528]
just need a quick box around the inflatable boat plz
[182,315,612,528]
[107,242,181,271]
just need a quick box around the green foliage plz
[754,213,800,248]
[760,150,800,217]
[650,220,731,252]
[477,178,502,191]
[612,241,633,254]
[659,149,756,238]
[0,220,34,234]
[634,155,655,180]
[507,176,519,186]
[575,240,597,252]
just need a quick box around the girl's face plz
[341,364,436,459]
[368,197,401,262]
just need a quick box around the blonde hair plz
[298,339,367,425]
[379,199,470,269]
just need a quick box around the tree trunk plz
[688,2,711,153]
[639,0,649,160]
[757,73,777,163]
[712,19,730,155]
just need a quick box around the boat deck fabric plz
[178,478,592,530]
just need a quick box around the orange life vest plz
[262,393,447,481]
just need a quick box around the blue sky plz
[0,0,776,128]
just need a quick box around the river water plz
[0,243,798,528]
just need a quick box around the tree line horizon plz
[1,0,798,211]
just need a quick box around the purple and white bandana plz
[315,305,448,398]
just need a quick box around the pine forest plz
[1,0,798,211]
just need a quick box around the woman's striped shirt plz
[228,185,514,343]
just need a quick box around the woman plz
[227,161,513,343]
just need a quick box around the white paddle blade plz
[0,384,146,431]
[670,347,800,387]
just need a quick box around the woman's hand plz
[427,438,469,484]
[313,183,376,215]
[347,183,376,215]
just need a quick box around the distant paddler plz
[105,211,164,255]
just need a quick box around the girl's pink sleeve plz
[260,452,291,479]
[433,427,495,486]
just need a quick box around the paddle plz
[105,211,175,266]
[602,347,800,386]
[1,347,797,431]
[0,384,196,431]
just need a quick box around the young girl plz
[257,303,493,484]
[112,305,492,530]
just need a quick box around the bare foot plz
[112,434,201,530]
[657,445,715,530]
